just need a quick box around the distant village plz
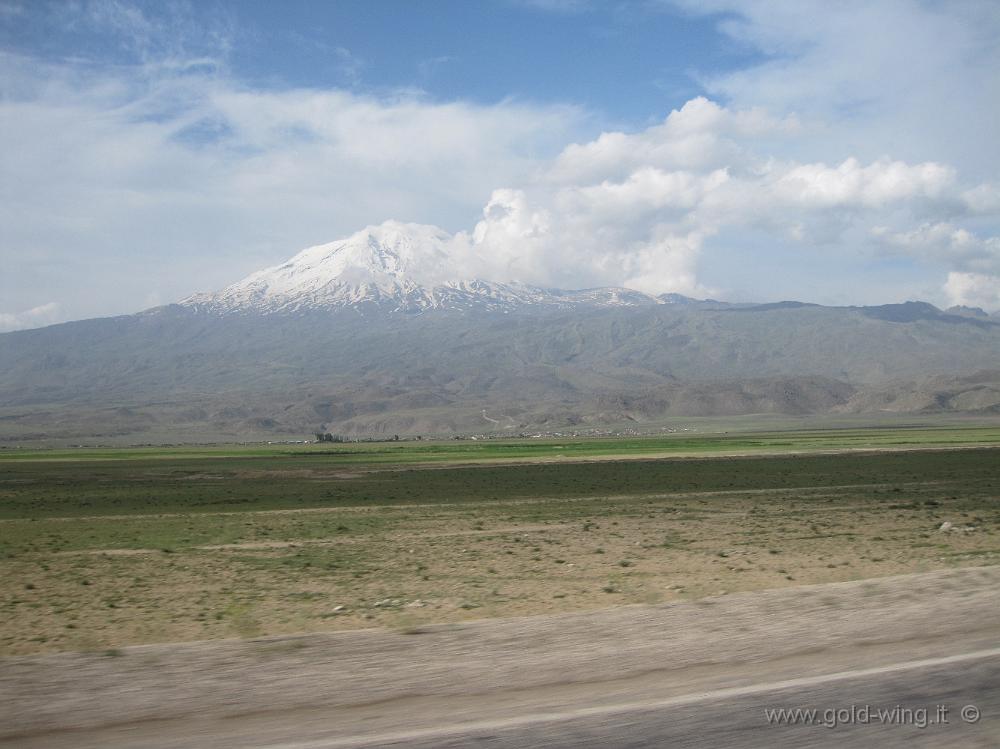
[290,425,695,446]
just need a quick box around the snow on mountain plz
[181,221,700,315]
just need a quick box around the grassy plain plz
[1,427,998,655]
[3,423,1000,465]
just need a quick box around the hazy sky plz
[2,0,999,330]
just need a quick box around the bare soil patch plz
[3,477,998,655]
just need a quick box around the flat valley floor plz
[1,427,998,655]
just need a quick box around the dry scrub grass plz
[3,478,997,655]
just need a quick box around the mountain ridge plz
[174,221,998,321]
[2,222,999,443]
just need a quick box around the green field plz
[1,428,998,655]
[0,441,998,522]
[2,423,999,465]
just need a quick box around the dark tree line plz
[314,433,402,443]
[314,433,346,443]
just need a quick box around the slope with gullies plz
[1,222,999,441]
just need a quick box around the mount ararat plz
[180,221,719,315]
[2,221,999,443]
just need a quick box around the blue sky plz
[2,1,750,119]
[1,0,999,329]
[231,1,740,117]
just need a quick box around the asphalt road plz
[350,649,1000,749]
[7,647,997,748]
[4,568,999,749]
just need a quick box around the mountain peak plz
[330,220,454,281]
[246,219,453,291]
[182,221,455,312]
[181,221,711,315]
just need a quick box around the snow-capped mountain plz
[5,219,1000,444]
[181,221,696,314]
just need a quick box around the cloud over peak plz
[447,98,999,304]
[0,303,61,333]
[3,0,1000,324]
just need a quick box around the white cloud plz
[450,187,713,297]
[619,229,709,296]
[0,50,583,320]
[0,303,61,333]
[445,101,998,300]
[548,96,798,183]
[944,272,1000,310]
[769,158,955,209]
[4,0,1000,319]
[963,184,1000,215]
[437,0,1000,305]
[874,223,1000,276]
[671,0,1000,180]
[559,167,729,221]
